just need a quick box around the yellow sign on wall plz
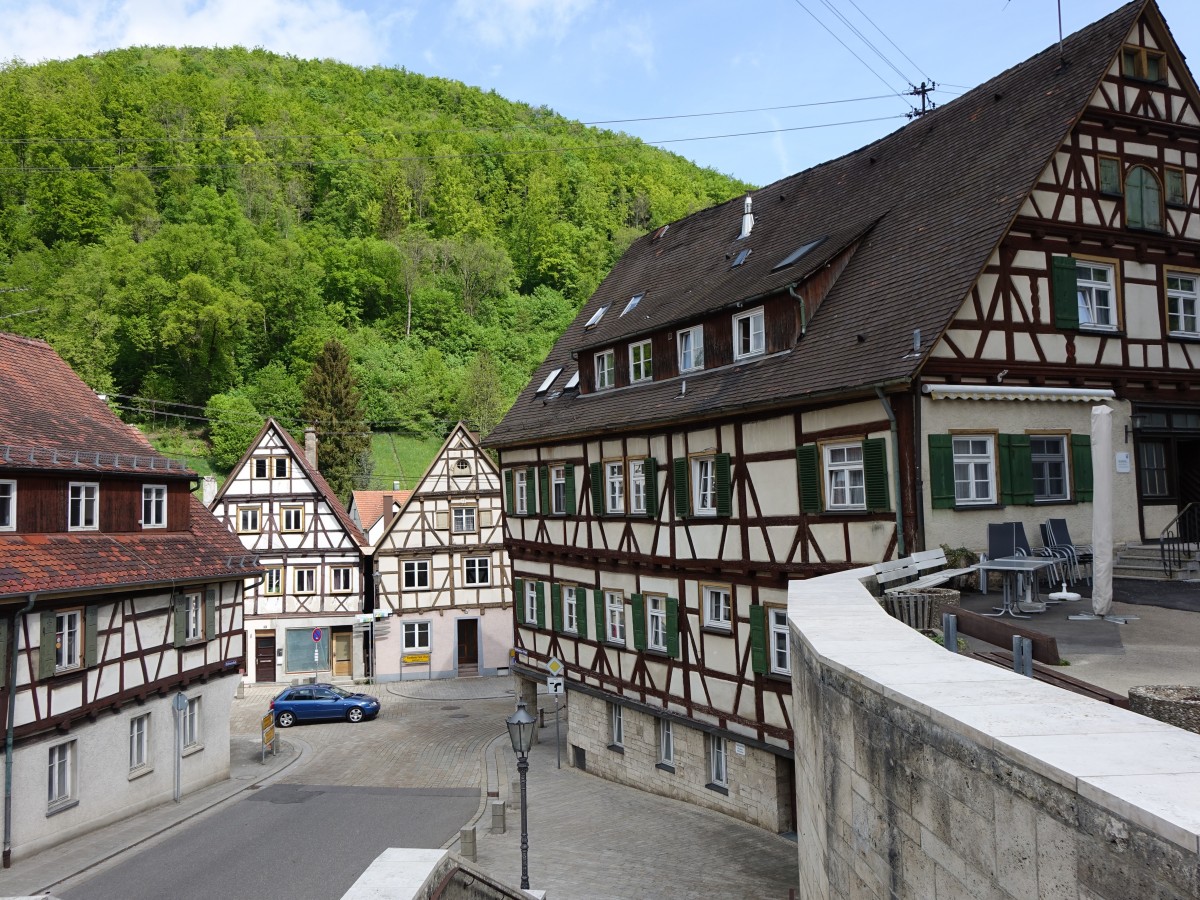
[403,653,431,665]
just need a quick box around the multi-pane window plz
[1168,273,1199,336]
[1126,165,1162,231]
[629,340,653,383]
[273,457,289,478]
[252,458,269,479]
[525,581,539,625]
[606,591,625,643]
[703,585,732,629]
[142,485,167,528]
[453,506,477,533]
[770,609,790,675]
[331,567,354,592]
[464,557,490,586]
[563,586,578,633]
[55,610,81,670]
[281,506,304,532]
[733,308,765,359]
[265,567,282,595]
[1030,436,1068,501]
[0,480,14,531]
[658,719,674,766]
[824,443,865,509]
[1122,46,1166,82]
[293,568,316,594]
[184,592,204,641]
[403,560,430,590]
[629,459,647,515]
[68,482,98,531]
[130,714,150,770]
[404,621,431,651]
[551,466,567,514]
[183,697,201,748]
[605,461,625,514]
[1076,262,1115,328]
[610,704,624,748]
[595,349,616,390]
[238,506,261,533]
[1098,156,1121,195]
[48,742,74,807]
[952,436,995,505]
[1138,441,1169,497]
[515,470,528,515]
[647,595,667,651]
[708,734,728,787]
[678,326,704,372]
[1166,167,1186,206]
[692,457,716,516]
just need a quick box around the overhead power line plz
[818,0,912,86]
[841,0,935,84]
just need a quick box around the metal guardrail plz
[1159,501,1200,578]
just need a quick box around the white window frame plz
[610,703,624,748]
[68,482,98,531]
[1076,261,1116,330]
[770,608,790,675]
[184,592,203,641]
[183,697,201,749]
[238,505,261,534]
[584,303,610,329]
[1030,435,1069,502]
[952,435,996,506]
[551,465,566,515]
[595,349,616,390]
[514,470,528,515]
[708,734,728,787]
[732,307,765,359]
[647,595,667,652]
[703,585,731,630]
[265,567,283,595]
[281,505,304,533]
[524,581,539,625]
[677,325,704,372]
[48,741,74,808]
[55,610,82,671]
[658,719,674,766]
[605,591,625,644]
[330,566,354,593]
[824,443,865,510]
[293,568,316,595]
[130,713,150,771]
[0,480,14,531]
[1167,272,1199,337]
[464,557,491,586]
[403,560,431,590]
[563,586,578,634]
[692,457,716,516]
[403,620,431,652]
[605,461,625,514]
[629,340,653,383]
[141,484,167,529]
[452,506,477,533]
[629,459,647,515]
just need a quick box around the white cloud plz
[450,0,594,49]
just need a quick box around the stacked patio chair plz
[979,522,1065,600]
[1041,518,1094,586]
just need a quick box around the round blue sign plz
[312,628,323,643]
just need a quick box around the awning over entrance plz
[922,385,1116,402]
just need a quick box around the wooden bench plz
[873,548,977,595]
[973,651,1129,708]
[953,607,1062,665]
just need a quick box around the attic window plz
[731,249,751,268]
[584,304,610,330]
[772,238,825,271]
[564,370,580,390]
[1121,46,1166,83]
[536,367,563,394]
[621,293,644,316]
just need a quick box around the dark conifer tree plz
[301,340,372,501]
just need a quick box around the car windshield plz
[327,685,353,698]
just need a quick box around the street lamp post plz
[506,697,537,891]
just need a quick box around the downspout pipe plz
[787,286,808,338]
[4,593,36,868]
[875,387,906,557]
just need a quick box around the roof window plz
[652,225,669,241]
[564,370,580,390]
[621,293,644,316]
[731,248,752,268]
[536,367,563,395]
[584,304,610,330]
[772,238,825,271]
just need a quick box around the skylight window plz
[772,238,825,271]
[731,248,752,268]
[584,304,610,330]
[621,293,644,316]
[536,367,563,394]
[565,370,580,390]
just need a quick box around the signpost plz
[261,712,277,763]
[546,658,565,769]
[312,627,322,684]
[172,692,188,802]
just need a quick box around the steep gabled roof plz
[351,489,413,531]
[487,0,1148,448]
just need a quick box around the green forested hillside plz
[0,46,749,472]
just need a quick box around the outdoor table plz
[976,556,1059,619]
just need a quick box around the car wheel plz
[346,707,365,723]
[276,711,296,728]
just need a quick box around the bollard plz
[942,612,958,654]
[1012,635,1033,677]
[508,778,522,810]
[460,826,477,861]
[490,800,506,834]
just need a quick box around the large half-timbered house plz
[373,424,510,680]
[485,0,1200,831]
[210,420,367,685]
[0,333,252,862]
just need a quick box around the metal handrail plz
[1159,501,1200,577]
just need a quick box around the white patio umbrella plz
[1090,405,1114,617]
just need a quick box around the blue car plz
[271,683,381,727]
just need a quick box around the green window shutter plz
[715,453,732,517]
[84,605,98,667]
[39,612,56,679]
[665,598,680,658]
[999,434,1033,506]
[576,588,589,640]
[513,578,524,618]
[862,438,890,512]
[1052,256,1080,330]
[589,463,604,516]
[205,587,218,641]
[539,466,550,515]
[796,445,821,513]
[672,458,689,518]
[928,435,956,509]
[593,589,605,642]
[564,465,577,515]
[504,470,514,513]
[1071,434,1094,502]
[535,582,546,629]
[525,467,536,514]
[0,618,8,689]
[643,457,658,517]
[631,594,647,651]
[749,605,768,675]
[550,584,563,632]
[173,593,187,648]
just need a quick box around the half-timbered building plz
[210,420,367,685]
[0,333,252,862]
[485,0,1200,832]
[373,424,510,680]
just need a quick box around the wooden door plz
[255,633,276,683]
[332,630,352,677]
[457,619,479,669]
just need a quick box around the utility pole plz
[906,81,937,118]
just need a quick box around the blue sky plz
[0,0,1196,187]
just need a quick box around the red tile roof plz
[352,490,413,530]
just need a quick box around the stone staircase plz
[1113,543,1200,581]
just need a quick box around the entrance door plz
[1179,438,1200,541]
[457,619,479,675]
[332,630,352,677]
[255,633,276,683]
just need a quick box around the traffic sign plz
[546,657,564,677]
[546,677,564,695]
[312,628,323,642]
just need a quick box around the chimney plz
[383,494,395,529]
[392,481,401,491]
[201,475,218,507]
[738,194,754,240]
[304,426,318,468]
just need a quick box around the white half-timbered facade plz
[373,423,510,680]
[210,419,367,685]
